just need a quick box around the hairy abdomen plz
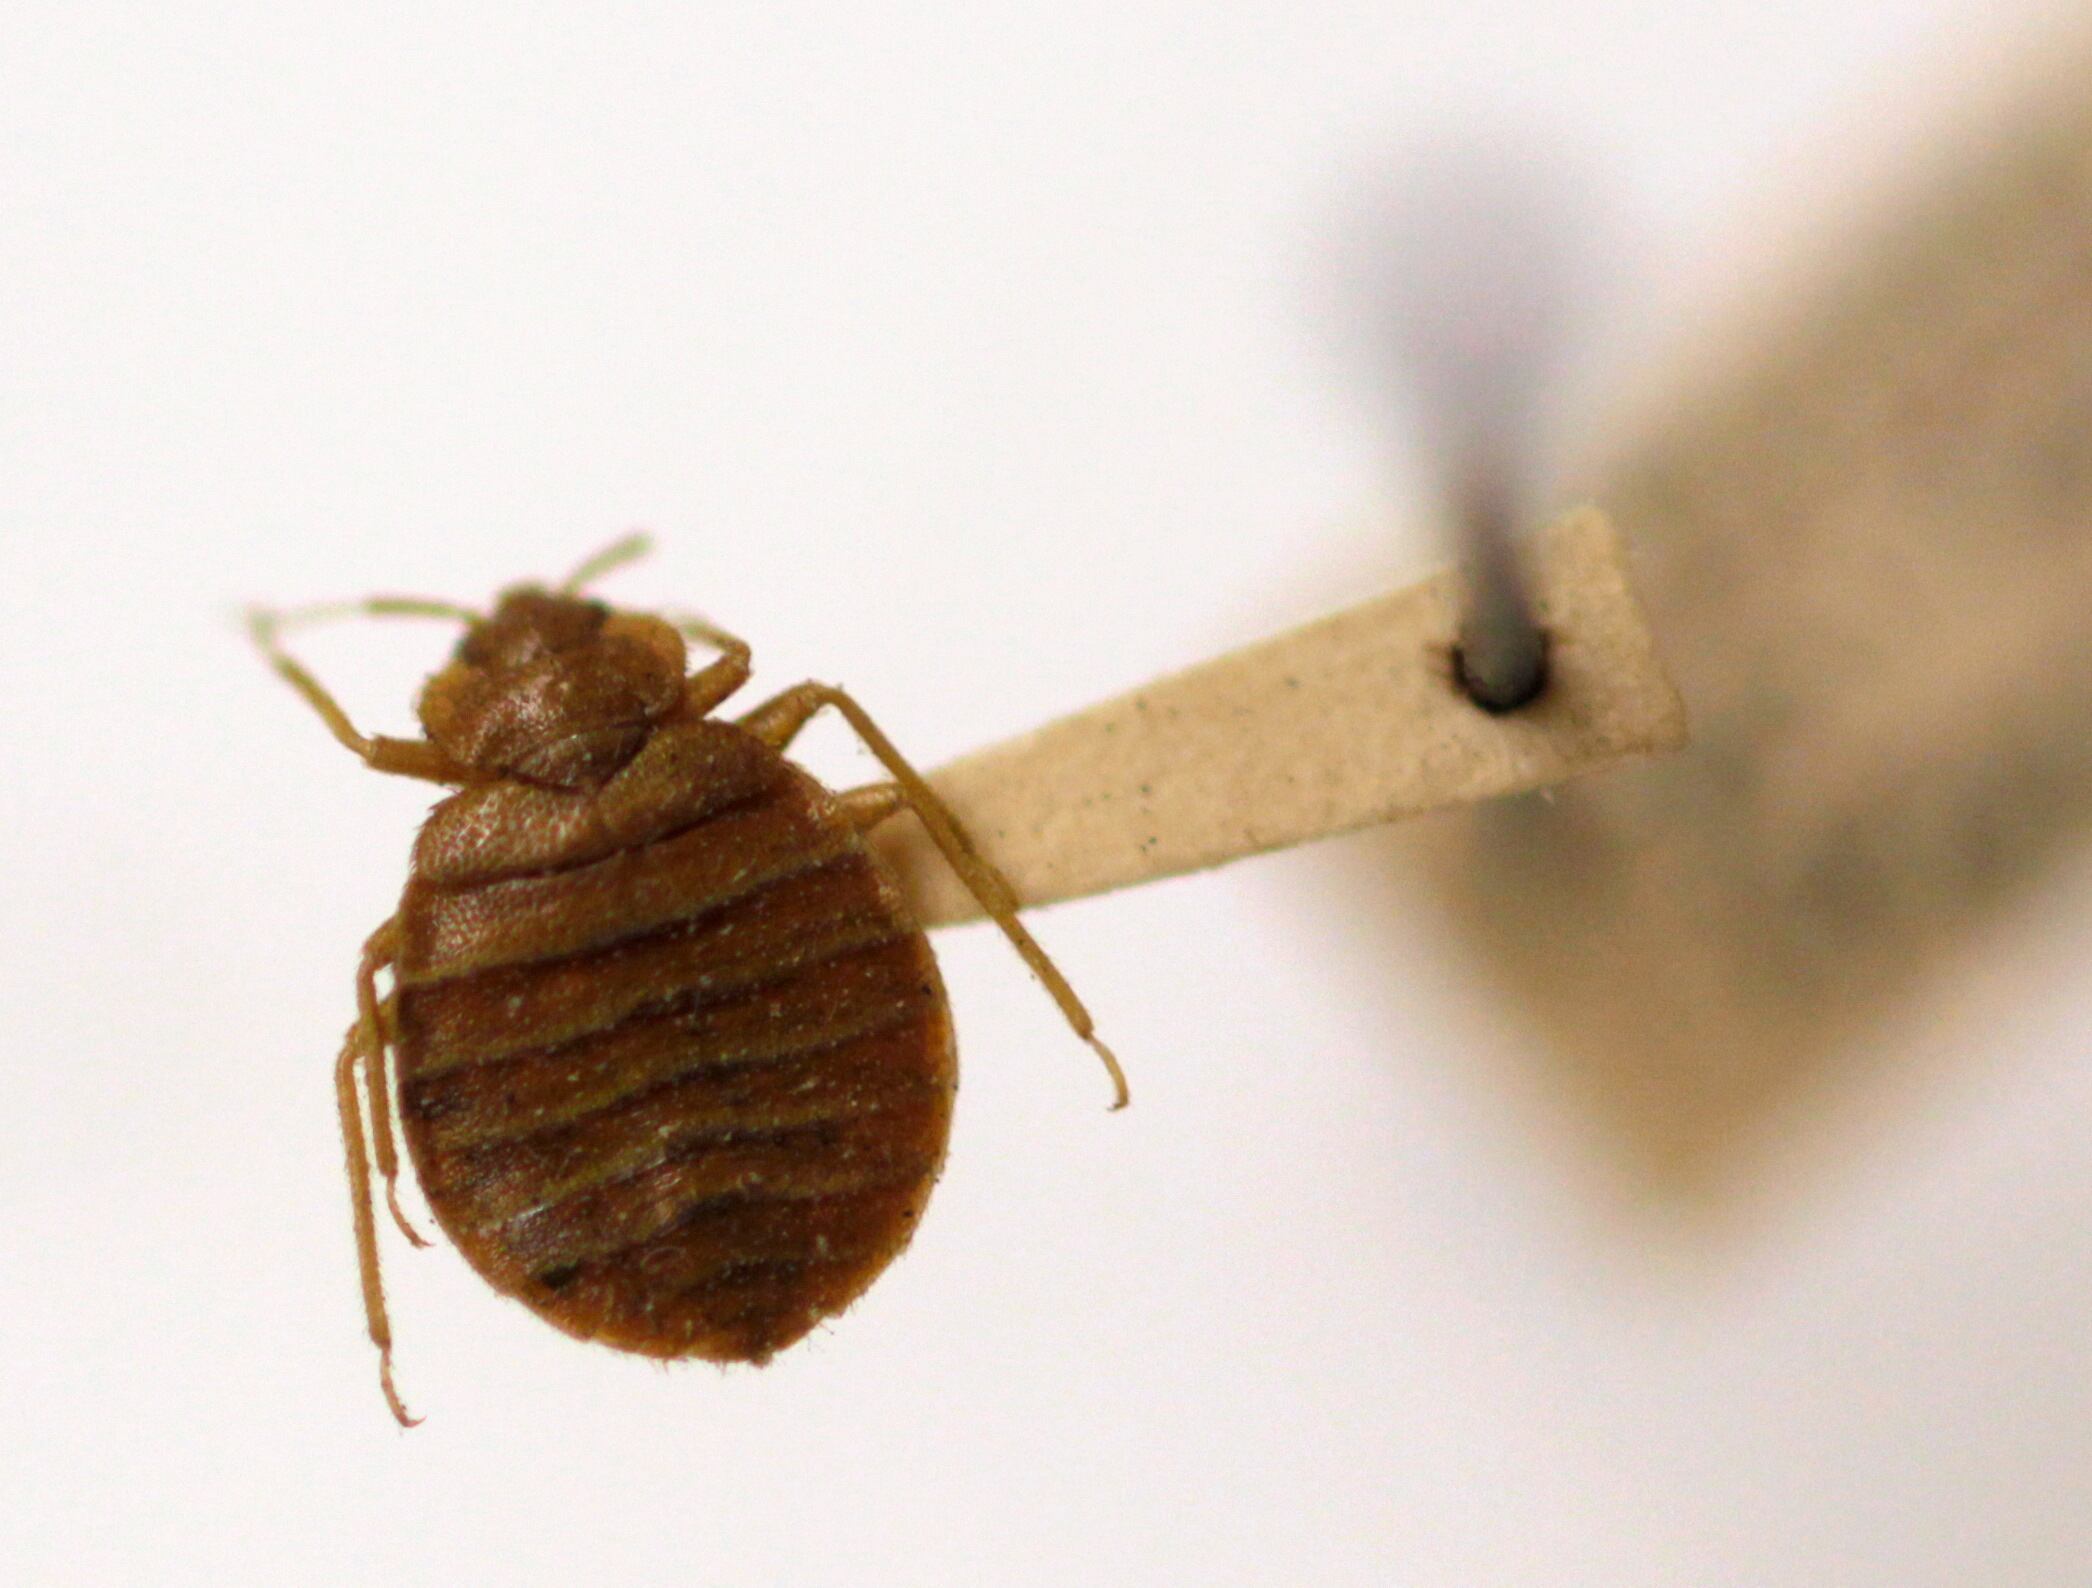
[391,718,956,1363]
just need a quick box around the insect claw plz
[386,1181,432,1249]
[1090,1035,1131,1111]
[380,1350,422,1428]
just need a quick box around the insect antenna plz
[246,596,482,782]
[249,596,481,637]
[560,532,654,593]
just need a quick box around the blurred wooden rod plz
[876,506,1685,926]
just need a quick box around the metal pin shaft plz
[1451,465,1547,713]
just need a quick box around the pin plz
[1449,460,1548,714]
[1336,135,1598,715]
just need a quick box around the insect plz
[250,536,1126,1425]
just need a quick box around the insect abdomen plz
[391,719,956,1363]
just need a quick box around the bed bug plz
[249,536,1127,1425]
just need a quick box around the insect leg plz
[336,1023,421,1427]
[738,683,1128,1109]
[247,604,475,783]
[835,782,907,831]
[736,685,824,750]
[357,920,428,1249]
[666,613,753,716]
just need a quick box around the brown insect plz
[250,536,1126,1425]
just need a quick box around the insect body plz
[251,538,1125,1425]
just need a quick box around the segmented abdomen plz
[391,718,955,1363]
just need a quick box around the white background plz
[4,4,2090,1584]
